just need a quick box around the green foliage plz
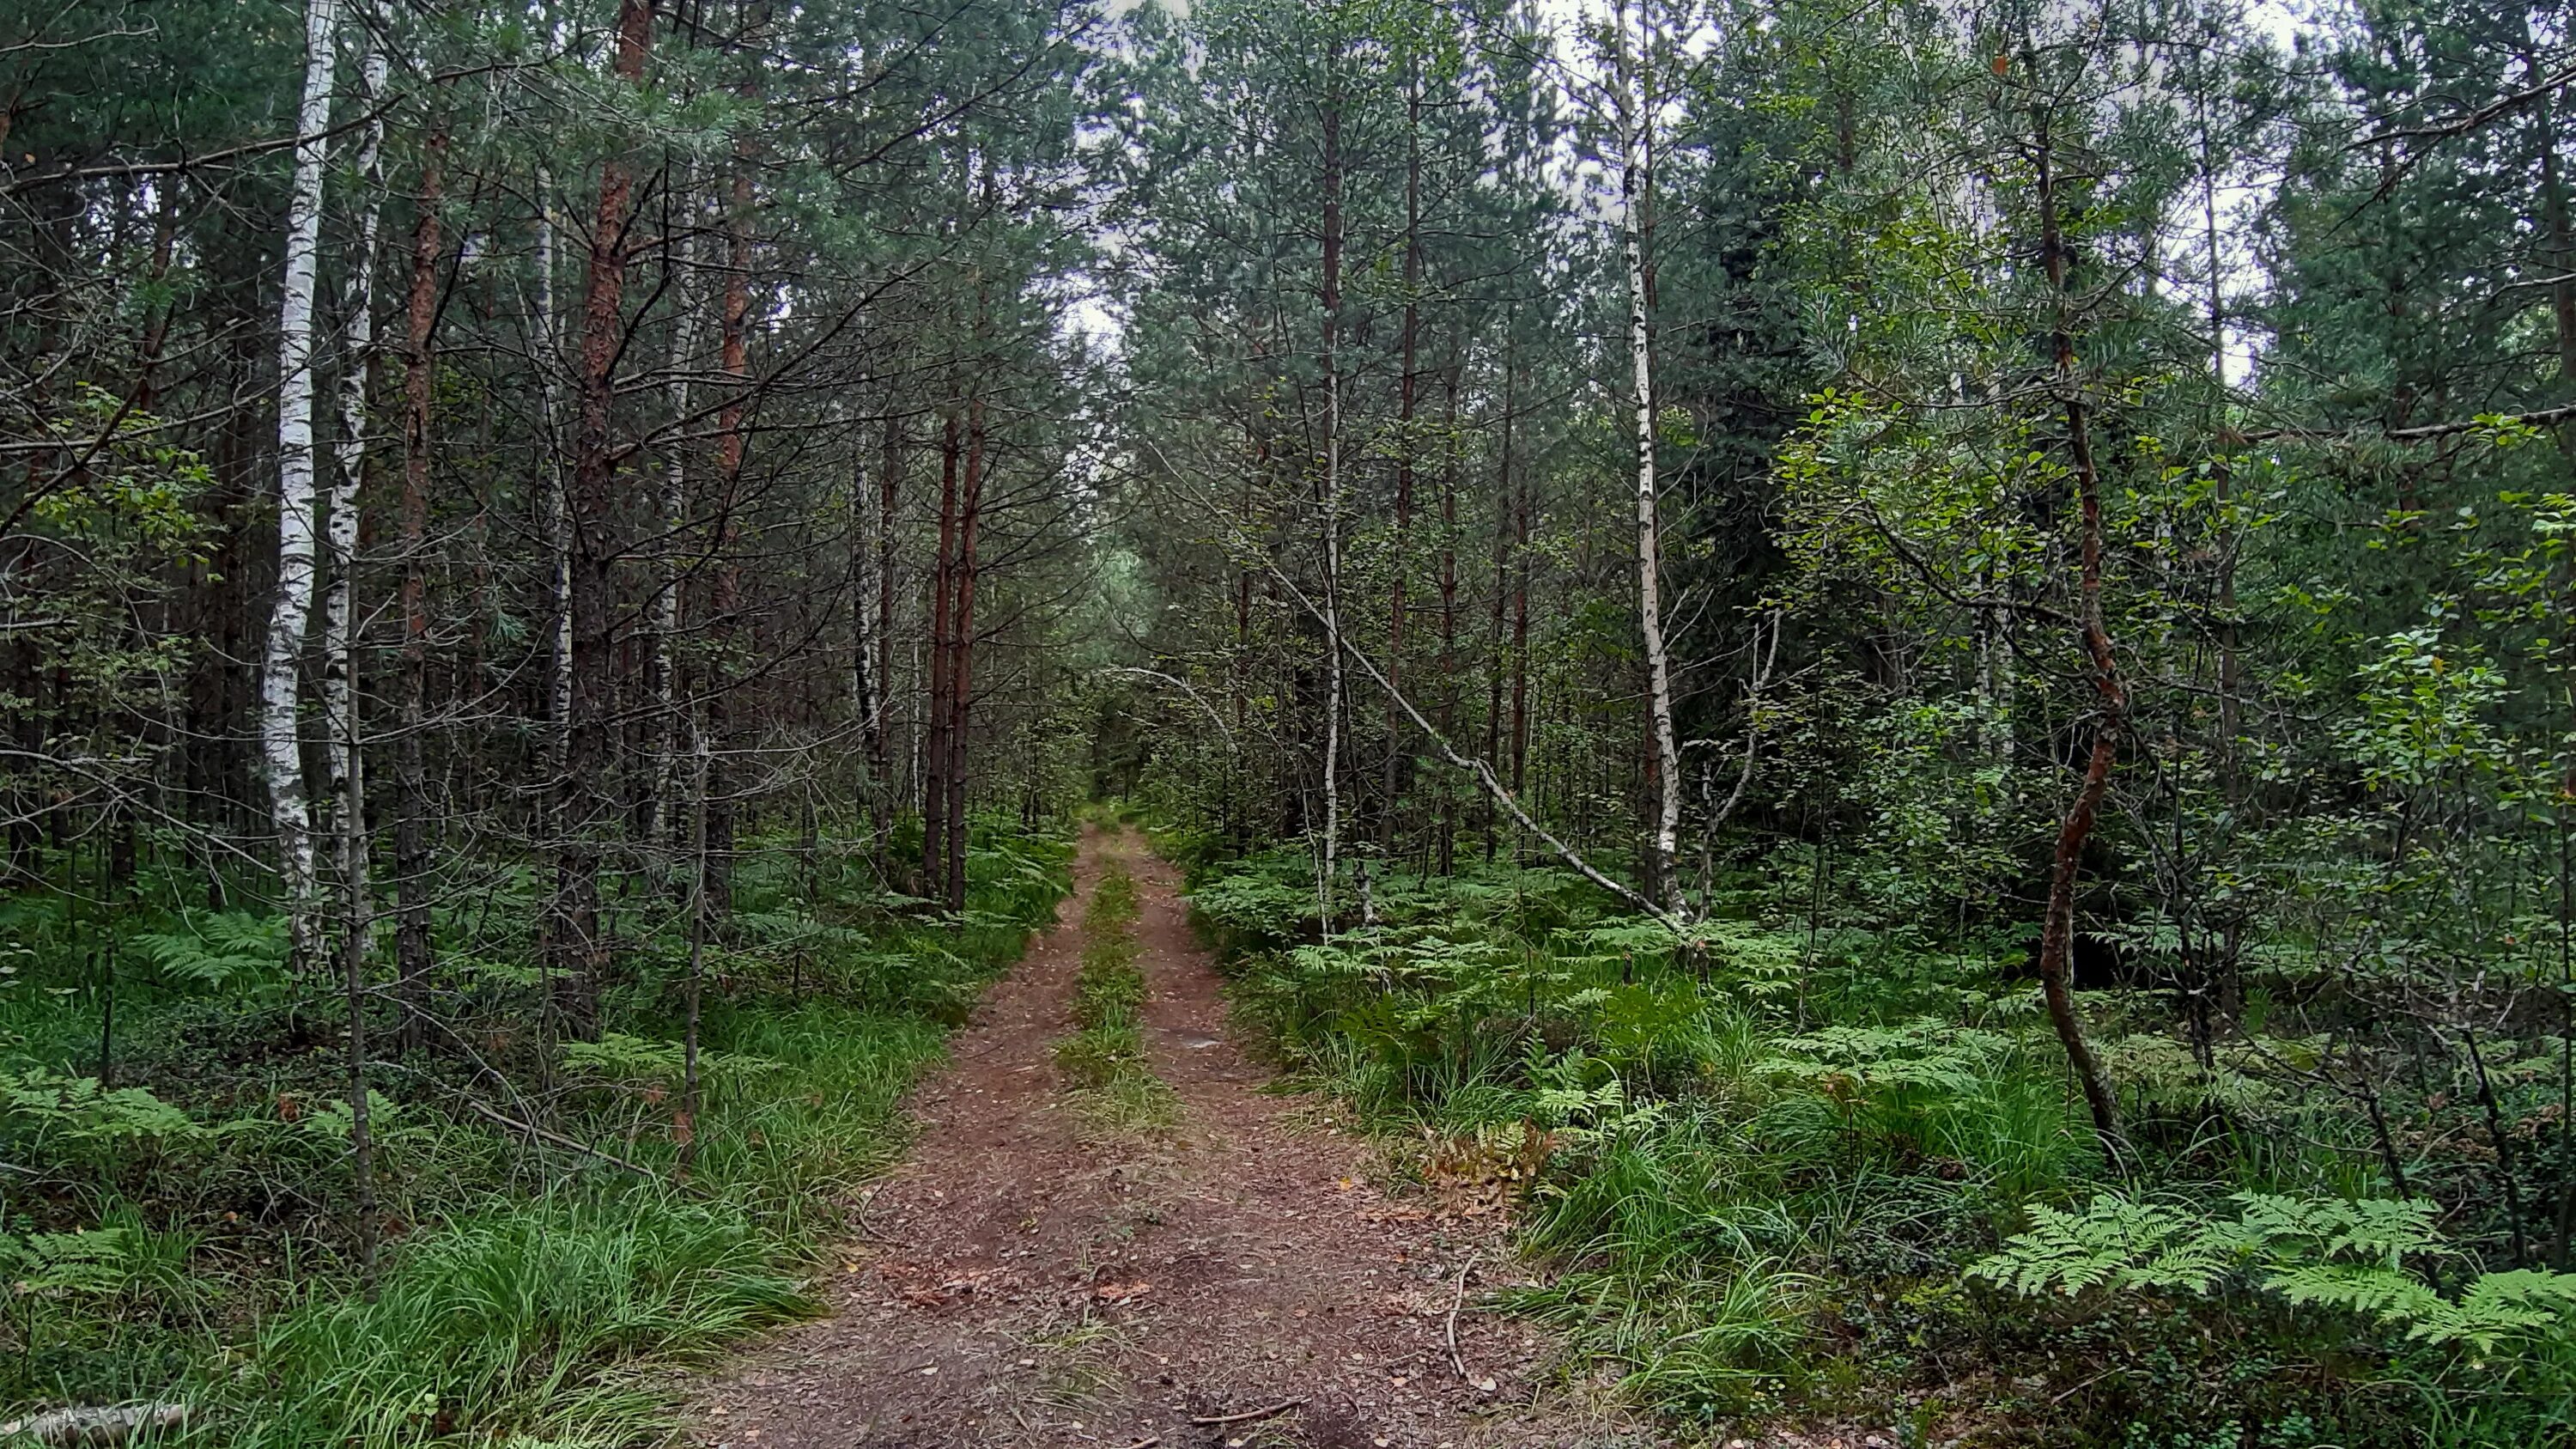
[1760,1020,2014,1094]
[1975,1191,2576,1354]
[228,1198,807,1449]
[0,824,1071,1441]
[131,913,292,991]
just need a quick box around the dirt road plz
[689,827,1642,1449]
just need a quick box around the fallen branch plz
[1095,667,1236,756]
[464,1099,658,1177]
[2237,399,2576,446]
[1188,1398,1305,1427]
[1140,444,1685,928]
[1446,1251,1479,1379]
[0,1403,186,1446]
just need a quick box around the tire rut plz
[687,827,1641,1449]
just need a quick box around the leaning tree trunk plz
[260,0,340,967]
[2030,88,2129,1160]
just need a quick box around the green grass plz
[1176,844,2569,1448]
[0,816,1073,1446]
[1054,865,1177,1134]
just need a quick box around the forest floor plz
[683,826,1668,1449]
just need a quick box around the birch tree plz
[261,0,342,967]
[1607,0,1686,912]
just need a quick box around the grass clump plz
[1055,865,1177,1134]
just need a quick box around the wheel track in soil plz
[686,826,1643,1449]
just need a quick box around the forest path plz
[686,826,1643,1449]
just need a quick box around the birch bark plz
[1613,0,1684,911]
[262,0,341,966]
[325,18,386,900]
[648,205,703,859]
[325,10,386,1294]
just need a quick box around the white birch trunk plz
[263,0,340,965]
[649,222,702,856]
[1616,2,1684,910]
[325,21,387,892]
[533,173,572,806]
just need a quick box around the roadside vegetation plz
[0,824,1069,1446]
[1163,836,2576,1449]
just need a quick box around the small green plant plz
[1055,864,1176,1132]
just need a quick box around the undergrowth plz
[1055,862,1177,1134]
[0,816,1072,1446]
[1173,840,2576,1448]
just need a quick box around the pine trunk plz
[554,0,657,1038]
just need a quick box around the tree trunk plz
[1317,93,1345,924]
[648,193,704,864]
[554,0,657,1038]
[706,161,753,916]
[326,12,387,1290]
[2031,92,2129,1160]
[395,122,446,1052]
[1436,366,1458,875]
[922,406,960,892]
[261,0,339,967]
[1614,2,1683,913]
[945,393,987,912]
[1382,70,1420,858]
[872,409,901,880]
[851,418,884,856]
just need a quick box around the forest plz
[6,0,2576,1442]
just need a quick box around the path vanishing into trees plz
[686,828,1639,1449]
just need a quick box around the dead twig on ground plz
[1446,1251,1479,1379]
[465,1099,658,1176]
[1189,1398,1305,1427]
[0,1403,187,1446]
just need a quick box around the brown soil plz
[685,827,1651,1449]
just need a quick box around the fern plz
[1975,1189,2576,1353]
[0,1227,139,1298]
[1760,1019,2012,1094]
[132,909,290,989]
[2,1068,204,1147]
[562,1032,783,1089]
[1970,1196,2240,1296]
